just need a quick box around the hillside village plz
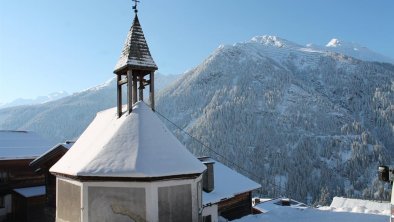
[1,1,393,222]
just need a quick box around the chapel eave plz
[52,172,202,183]
[114,63,158,75]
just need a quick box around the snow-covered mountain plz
[156,35,394,204]
[0,73,181,143]
[308,38,394,64]
[0,91,70,109]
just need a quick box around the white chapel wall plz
[56,178,81,222]
[88,186,146,221]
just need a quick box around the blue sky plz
[1,0,393,103]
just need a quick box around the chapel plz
[50,2,206,221]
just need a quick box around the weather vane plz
[132,0,140,13]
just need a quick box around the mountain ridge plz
[156,36,394,204]
[245,35,394,64]
[0,91,70,109]
[0,73,181,143]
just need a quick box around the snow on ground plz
[319,196,390,216]
[235,197,389,222]
[235,207,388,222]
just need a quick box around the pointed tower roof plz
[50,102,205,179]
[114,14,158,74]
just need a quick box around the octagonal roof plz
[50,102,205,179]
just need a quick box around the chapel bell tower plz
[50,2,206,221]
[113,0,158,117]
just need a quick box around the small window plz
[0,171,8,183]
[203,215,212,222]
[0,195,5,208]
[197,181,202,209]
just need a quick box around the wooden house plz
[200,157,261,221]
[0,130,52,221]
[12,186,46,222]
[30,141,74,209]
[252,197,307,214]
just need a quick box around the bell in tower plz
[114,0,158,117]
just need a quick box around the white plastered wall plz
[78,174,203,222]
[202,204,219,222]
[56,177,83,222]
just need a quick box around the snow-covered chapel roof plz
[50,102,206,179]
[114,14,158,74]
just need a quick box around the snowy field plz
[235,197,390,222]
[235,207,388,222]
[319,197,390,216]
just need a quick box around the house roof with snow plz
[13,186,46,198]
[50,102,206,179]
[253,198,307,214]
[30,141,75,168]
[0,130,53,160]
[114,14,158,74]
[203,160,261,205]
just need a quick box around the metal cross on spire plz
[132,0,140,13]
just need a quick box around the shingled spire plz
[114,3,157,117]
[114,15,158,72]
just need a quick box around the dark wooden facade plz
[0,159,45,221]
[29,144,69,208]
[12,192,46,222]
[218,191,253,220]
[0,159,44,196]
